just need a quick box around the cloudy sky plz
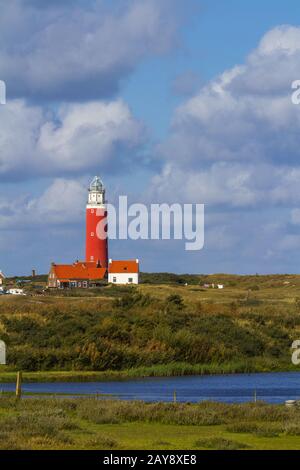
[1,0,300,275]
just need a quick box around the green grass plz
[0,358,299,383]
[1,273,300,376]
[1,397,300,450]
[1,274,300,449]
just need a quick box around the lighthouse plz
[47,176,140,289]
[86,176,108,267]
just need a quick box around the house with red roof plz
[48,259,140,288]
[108,259,139,285]
[48,261,106,289]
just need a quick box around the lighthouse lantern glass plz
[88,176,106,206]
[90,176,103,192]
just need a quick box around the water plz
[1,372,300,404]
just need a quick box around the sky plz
[1,0,300,275]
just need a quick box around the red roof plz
[108,260,139,274]
[52,261,106,281]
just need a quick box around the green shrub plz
[226,422,281,437]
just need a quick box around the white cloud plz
[0,100,43,177]
[148,162,300,208]
[0,178,86,229]
[3,20,300,274]
[146,25,300,269]
[149,163,259,206]
[38,100,145,173]
[0,99,145,179]
[153,25,300,205]
[28,178,86,224]
[257,25,300,55]
[291,208,300,225]
[0,0,183,100]
[157,25,300,174]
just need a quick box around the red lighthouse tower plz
[86,176,108,267]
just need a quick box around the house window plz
[70,281,77,288]
[83,281,88,288]
[113,277,117,283]
[128,278,133,283]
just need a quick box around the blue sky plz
[124,0,300,138]
[1,0,300,275]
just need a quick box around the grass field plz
[1,274,300,450]
[1,273,300,377]
[1,397,300,450]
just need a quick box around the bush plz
[86,435,118,449]
[194,437,250,450]
[166,295,185,309]
[0,281,297,371]
[226,422,281,437]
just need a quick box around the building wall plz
[86,207,108,267]
[48,268,57,288]
[108,273,139,285]
[51,279,89,289]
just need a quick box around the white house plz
[0,271,5,286]
[7,288,25,296]
[108,259,139,285]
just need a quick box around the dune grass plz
[1,396,300,450]
[1,273,300,378]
